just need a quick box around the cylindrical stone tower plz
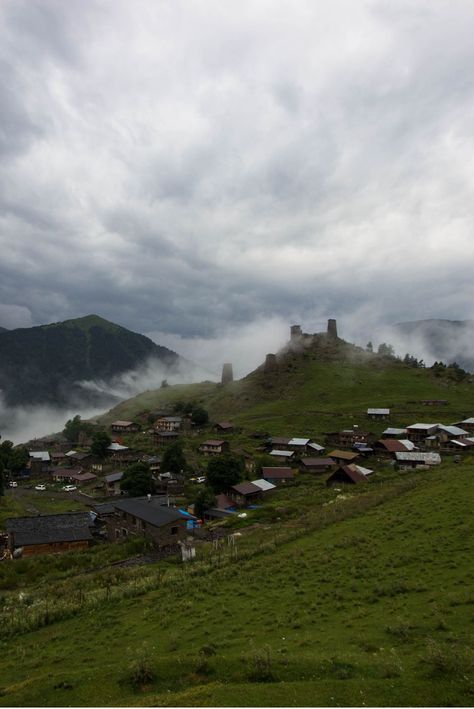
[290,325,302,341]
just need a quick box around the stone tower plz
[290,324,302,341]
[264,353,277,372]
[327,319,338,338]
[221,363,233,384]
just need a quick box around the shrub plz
[246,647,276,682]
[121,648,156,691]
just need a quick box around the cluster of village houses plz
[2,410,473,561]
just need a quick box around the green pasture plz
[0,462,473,706]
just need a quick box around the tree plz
[0,440,28,475]
[162,441,186,476]
[207,454,244,493]
[63,415,84,443]
[191,406,209,426]
[120,463,154,497]
[0,460,4,497]
[90,431,112,458]
[194,487,216,519]
[366,341,373,353]
[377,342,395,358]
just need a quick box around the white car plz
[196,476,206,484]
[9,481,18,488]
[62,485,77,492]
[35,484,47,491]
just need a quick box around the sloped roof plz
[6,512,93,546]
[437,425,468,436]
[269,449,294,457]
[105,471,123,483]
[382,428,407,436]
[200,439,225,446]
[301,457,334,467]
[328,450,360,461]
[29,451,50,462]
[251,479,276,492]
[261,467,294,479]
[367,408,390,415]
[395,452,441,464]
[288,438,310,446]
[378,439,411,453]
[113,498,184,527]
[231,482,261,495]
[328,465,367,484]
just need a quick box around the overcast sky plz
[1,0,474,372]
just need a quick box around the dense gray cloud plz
[1,0,473,366]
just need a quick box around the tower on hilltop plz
[221,363,233,384]
[327,319,338,338]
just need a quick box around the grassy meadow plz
[0,460,473,706]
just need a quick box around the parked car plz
[35,484,47,491]
[9,481,18,488]
[62,485,77,492]
[196,476,206,484]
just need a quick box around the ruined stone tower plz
[327,319,338,338]
[264,353,277,373]
[290,324,302,341]
[221,363,234,384]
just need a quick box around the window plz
[171,526,178,535]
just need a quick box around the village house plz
[51,468,97,485]
[28,451,51,475]
[269,449,295,462]
[5,512,96,557]
[455,417,474,432]
[375,439,416,458]
[328,450,361,465]
[381,427,407,439]
[154,431,180,447]
[199,439,230,456]
[104,471,124,496]
[367,408,390,420]
[406,423,440,443]
[326,465,368,487]
[300,457,335,474]
[213,421,234,433]
[441,437,474,453]
[287,438,312,453]
[261,467,295,485]
[110,420,140,434]
[155,416,182,432]
[436,424,469,442]
[337,429,374,448]
[228,481,263,507]
[395,451,442,469]
[105,497,188,548]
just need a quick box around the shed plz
[326,465,368,487]
[6,512,94,557]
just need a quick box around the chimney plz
[327,319,338,338]
[221,363,234,384]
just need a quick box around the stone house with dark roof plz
[5,512,95,557]
[105,497,187,548]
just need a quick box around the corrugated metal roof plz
[308,442,325,451]
[107,443,129,451]
[395,452,441,463]
[406,423,440,431]
[288,438,310,446]
[367,408,390,415]
[232,482,261,495]
[105,471,123,483]
[270,449,294,457]
[29,451,50,462]
[251,479,276,492]
[438,425,468,436]
[382,428,407,436]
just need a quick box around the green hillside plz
[0,314,181,407]
[98,334,473,438]
[0,462,473,706]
